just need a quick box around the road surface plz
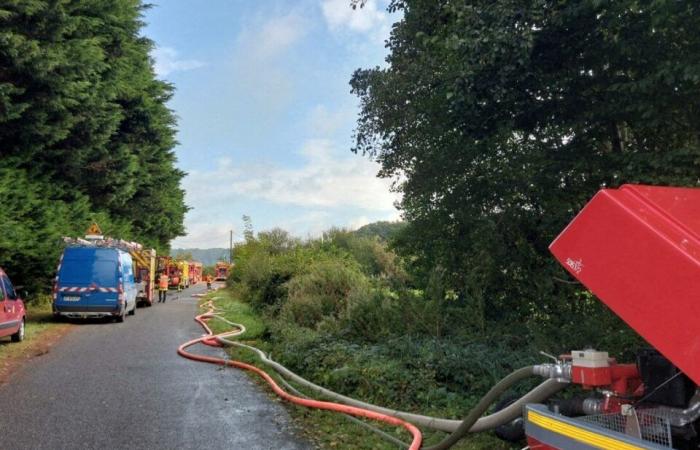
[0,283,313,450]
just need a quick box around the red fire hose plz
[177,300,423,450]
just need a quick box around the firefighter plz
[158,271,169,303]
[175,269,183,292]
[206,274,213,290]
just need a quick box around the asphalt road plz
[0,283,313,450]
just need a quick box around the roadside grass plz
[201,289,516,450]
[202,292,266,339]
[0,297,72,380]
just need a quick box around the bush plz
[229,243,321,312]
[322,229,408,286]
[269,322,538,415]
[280,258,370,329]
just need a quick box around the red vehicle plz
[519,185,700,450]
[157,256,181,288]
[214,262,230,281]
[189,261,203,284]
[0,267,25,342]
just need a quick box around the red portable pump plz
[521,185,700,450]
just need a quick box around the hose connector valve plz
[533,362,572,382]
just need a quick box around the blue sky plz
[143,0,400,248]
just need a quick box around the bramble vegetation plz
[226,225,548,448]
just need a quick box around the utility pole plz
[229,230,233,264]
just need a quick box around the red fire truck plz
[189,261,203,284]
[214,262,230,281]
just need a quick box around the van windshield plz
[59,250,119,287]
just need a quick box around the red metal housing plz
[550,184,700,385]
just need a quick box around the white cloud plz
[287,211,333,238]
[253,14,308,58]
[348,215,371,230]
[307,104,355,137]
[321,0,388,34]
[183,140,400,212]
[228,139,398,210]
[171,222,236,249]
[172,140,401,247]
[230,13,309,114]
[152,46,205,77]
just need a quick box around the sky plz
[142,0,401,249]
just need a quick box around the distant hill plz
[171,248,230,266]
[353,221,406,241]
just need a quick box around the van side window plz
[121,255,133,283]
[1,276,17,300]
[126,258,134,283]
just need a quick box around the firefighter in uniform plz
[158,271,169,303]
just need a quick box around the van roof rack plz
[62,236,144,253]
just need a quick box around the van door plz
[0,275,7,336]
[57,248,120,315]
[120,253,137,308]
[56,248,97,313]
[0,274,20,336]
[86,252,120,312]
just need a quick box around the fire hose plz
[180,297,568,449]
[177,299,423,450]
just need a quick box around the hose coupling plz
[533,362,572,383]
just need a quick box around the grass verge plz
[0,298,73,383]
[202,288,516,450]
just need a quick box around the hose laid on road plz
[178,300,423,450]
[208,309,410,447]
[206,311,411,446]
[193,297,568,449]
[212,312,566,435]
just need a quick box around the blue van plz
[53,247,137,321]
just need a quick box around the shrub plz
[280,258,370,329]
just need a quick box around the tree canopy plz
[0,0,187,292]
[351,0,700,339]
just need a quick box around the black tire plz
[494,396,525,443]
[11,318,25,342]
[128,303,136,316]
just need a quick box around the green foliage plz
[242,214,254,242]
[323,228,407,283]
[271,330,537,414]
[202,265,215,277]
[352,221,406,241]
[204,292,266,340]
[350,0,699,343]
[0,1,186,292]
[229,238,316,312]
[226,224,547,448]
[224,219,652,447]
[281,258,369,329]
